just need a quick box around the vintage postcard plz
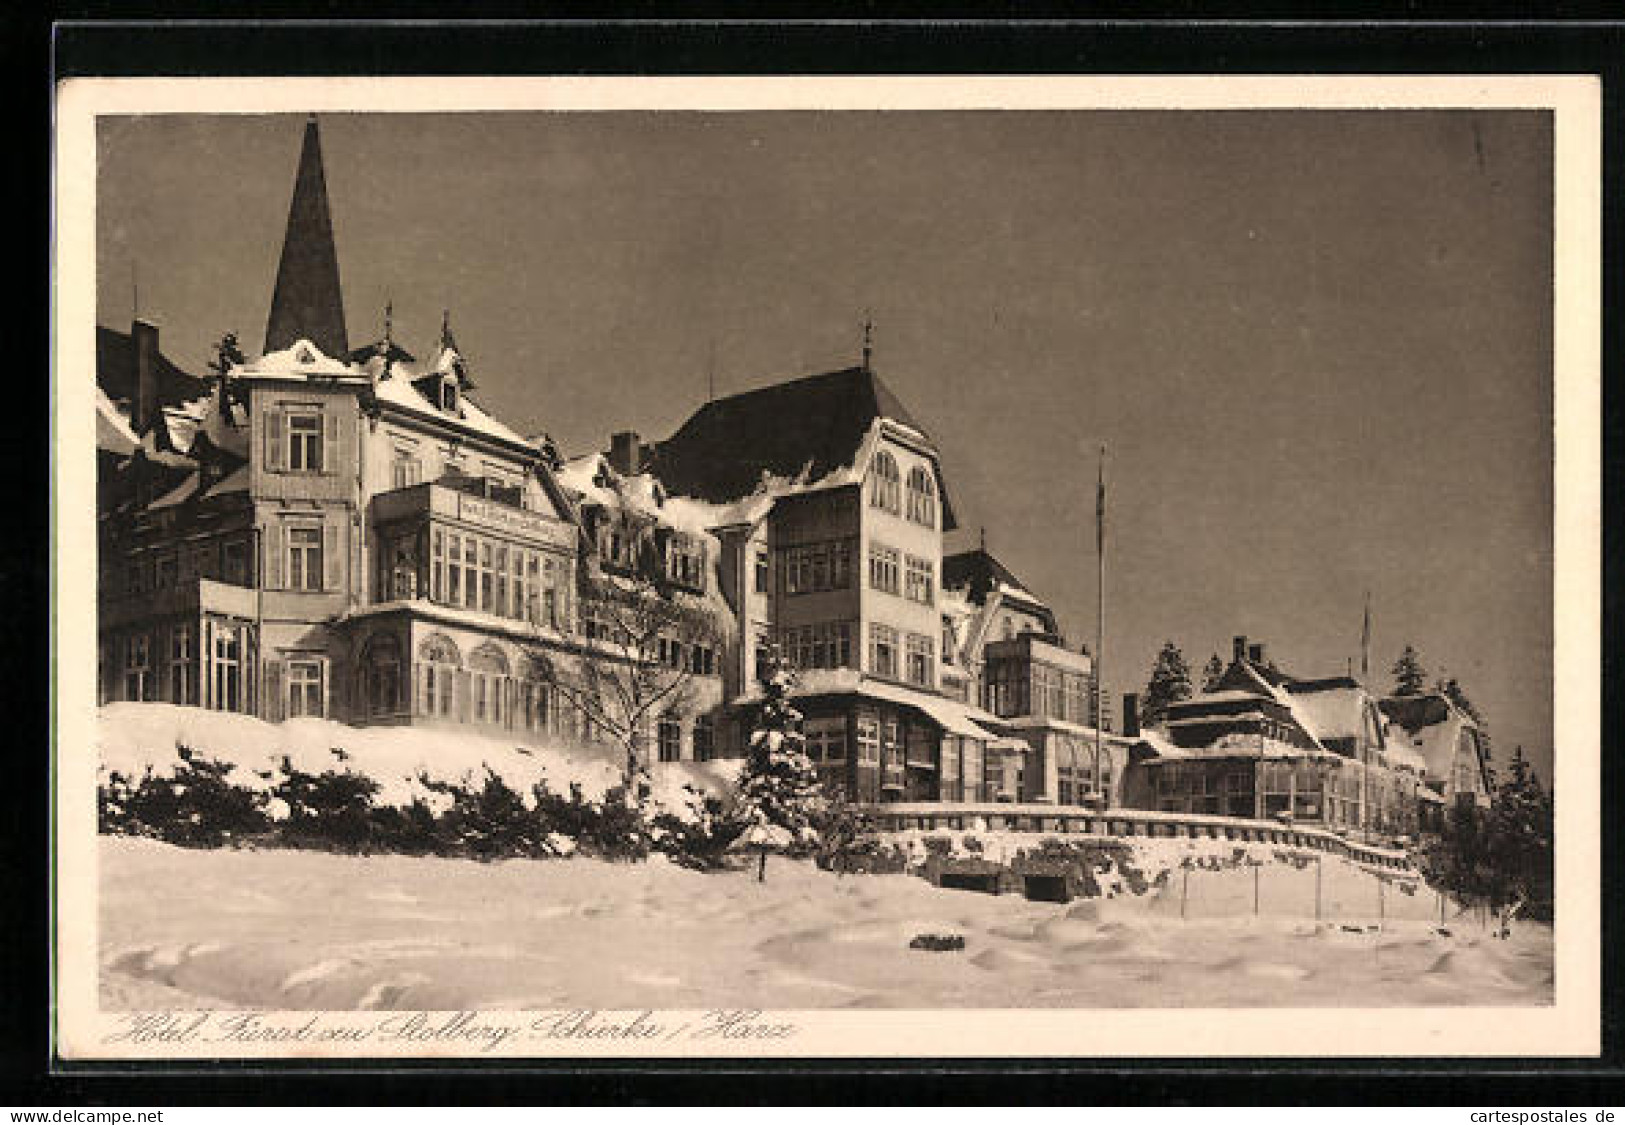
[52,74,1601,1060]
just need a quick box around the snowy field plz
[100,837,1553,1010]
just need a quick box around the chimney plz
[132,319,159,432]
[1121,692,1140,738]
[1248,642,1265,665]
[1232,634,1248,664]
[609,430,642,476]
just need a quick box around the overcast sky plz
[95,110,1555,777]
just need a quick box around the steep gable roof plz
[264,117,348,359]
[646,366,953,526]
[95,325,207,413]
[942,548,1048,612]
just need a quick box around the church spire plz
[264,115,349,359]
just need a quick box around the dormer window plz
[441,377,458,413]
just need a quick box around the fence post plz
[1180,866,1189,921]
[1253,864,1260,917]
[1378,876,1385,926]
[1314,856,1322,923]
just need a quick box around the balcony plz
[370,481,576,550]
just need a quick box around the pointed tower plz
[264,116,349,359]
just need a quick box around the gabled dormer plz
[413,310,476,416]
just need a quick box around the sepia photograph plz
[52,75,1601,1059]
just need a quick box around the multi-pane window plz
[941,616,957,664]
[479,541,494,612]
[155,555,177,590]
[780,621,853,672]
[168,625,194,705]
[867,544,900,595]
[211,625,242,713]
[753,549,770,594]
[868,450,900,513]
[286,659,324,718]
[783,539,853,595]
[657,716,683,763]
[868,623,899,679]
[855,715,881,764]
[905,466,936,527]
[903,555,934,605]
[805,717,847,764]
[904,632,935,689]
[287,526,323,592]
[124,633,151,701]
[392,451,422,490]
[665,534,706,590]
[287,412,323,472]
[692,715,715,762]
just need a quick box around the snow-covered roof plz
[369,365,533,450]
[997,713,1122,743]
[559,451,768,538]
[96,388,140,456]
[1382,740,1429,776]
[645,366,953,529]
[735,667,1009,742]
[148,472,202,510]
[239,338,360,380]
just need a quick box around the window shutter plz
[264,409,285,472]
[455,669,471,723]
[323,411,340,475]
[265,521,284,590]
[263,658,284,723]
[318,659,329,719]
[323,520,341,591]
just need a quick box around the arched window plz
[362,633,403,718]
[517,655,560,737]
[469,642,511,727]
[417,632,461,718]
[906,465,936,527]
[868,450,900,514]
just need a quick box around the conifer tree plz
[1201,653,1226,693]
[1486,746,1553,923]
[734,647,828,882]
[1140,641,1194,729]
[1391,644,1429,696]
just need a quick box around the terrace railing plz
[856,801,1416,871]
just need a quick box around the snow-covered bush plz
[111,743,271,848]
[650,792,744,871]
[537,783,651,862]
[97,705,743,863]
[274,756,381,854]
[432,768,549,861]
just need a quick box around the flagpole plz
[1095,443,1106,808]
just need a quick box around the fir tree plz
[734,647,829,882]
[1420,744,1554,931]
[1486,746,1554,923]
[1201,653,1226,693]
[1391,645,1429,697]
[1139,641,1194,728]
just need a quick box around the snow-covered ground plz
[100,837,1553,1011]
